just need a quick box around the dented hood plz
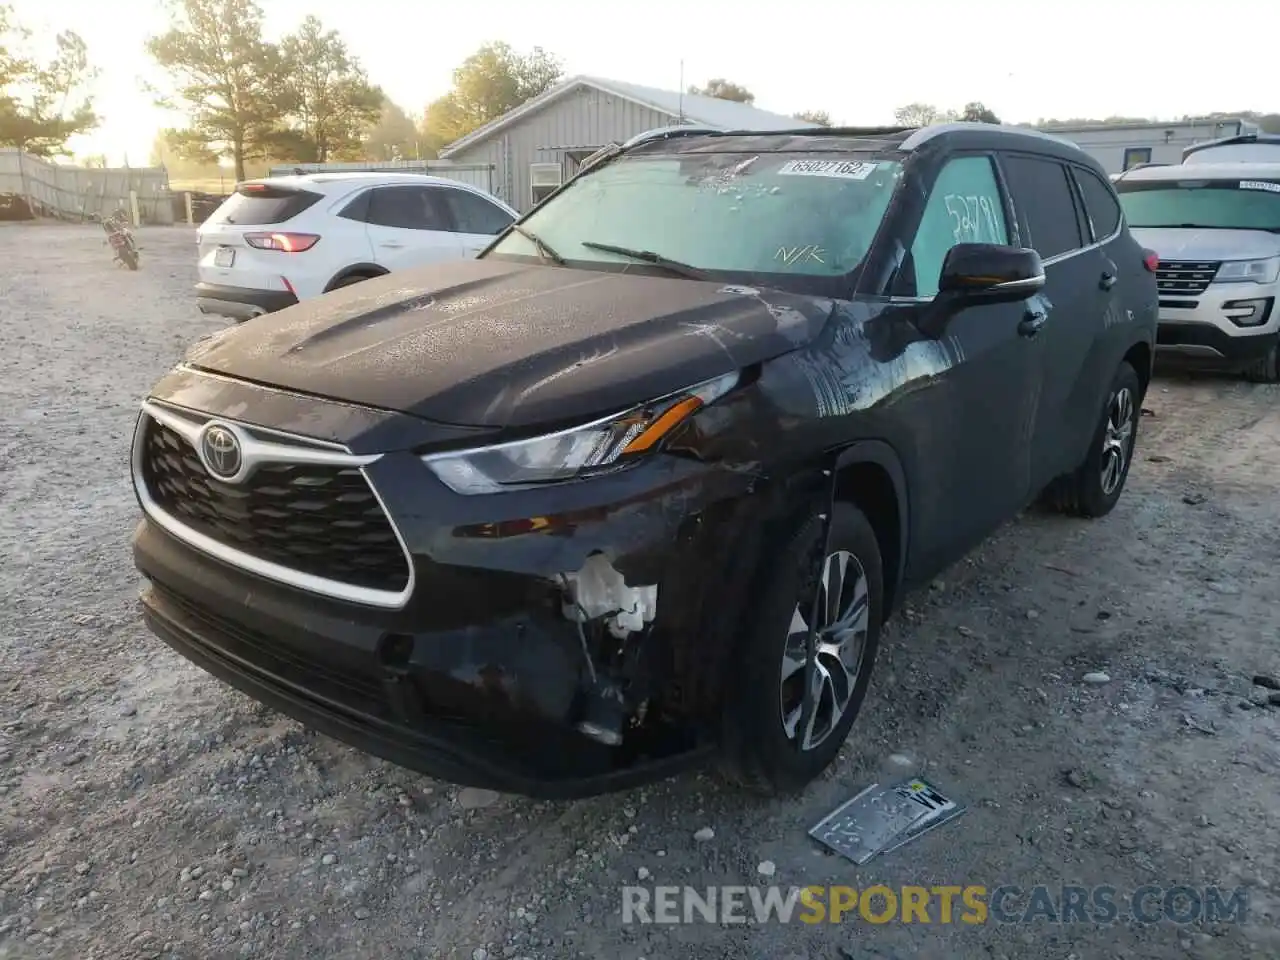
[186,258,834,428]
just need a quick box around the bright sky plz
[11,0,1277,165]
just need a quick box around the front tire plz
[120,248,139,270]
[1242,338,1280,384]
[720,502,883,795]
[1043,361,1141,518]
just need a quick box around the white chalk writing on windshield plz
[943,194,1003,242]
[775,245,827,266]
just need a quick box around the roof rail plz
[900,122,1082,152]
[621,124,721,148]
[1114,161,1171,180]
[621,124,915,149]
[1182,132,1280,161]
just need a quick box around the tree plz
[0,5,97,155]
[147,0,286,181]
[960,101,999,124]
[893,102,957,127]
[274,15,382,163]
[365,97,420,161]
[420,94,469,155]
[688,78,754,104]
[421,41,562,150]
[794,109,832,126]
[1039,116,1151,127]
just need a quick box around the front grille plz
[1156,260,1220,296]
[140,416,410,594]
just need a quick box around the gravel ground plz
[2,224,1279,960]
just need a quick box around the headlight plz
[423,372,740,495]
[1216,257,1280,284]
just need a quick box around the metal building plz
[1034,118,1262,174]
[438,75,815,213]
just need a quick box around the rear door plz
[435,186,518,257]
[995,153,1102,484]
[1068,163,1139,441]
[362,185,463,271]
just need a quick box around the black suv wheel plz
[1044,361,1141,518]
[720,503,883,794]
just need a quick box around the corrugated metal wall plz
[1035,120,1253,174]
[0,149,173,223]
[266,159,497,195]
[448,87,678,213]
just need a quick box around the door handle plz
[380,241,405,249]
[1018,309,1047,337]
[1100,271,1117,291]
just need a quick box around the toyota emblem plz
[200,423,243,480]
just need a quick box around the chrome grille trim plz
[132,400,416,610]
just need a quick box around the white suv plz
[1115,160,1280,382]
[194,172,519,321]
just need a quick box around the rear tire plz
[1242,339,1280,384]
[1043,361,1141,518]
[329,273,373,291]
[720,502,883,795]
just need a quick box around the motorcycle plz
[102,209,140,270]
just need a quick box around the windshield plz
[1116,178,1280,232]
[486,150,903,284]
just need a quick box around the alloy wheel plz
[779,550,871,751]
[1101,386,1135,496]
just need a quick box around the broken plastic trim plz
[421,372,740,495]
[560,553,659,747]
[561,553,658,640]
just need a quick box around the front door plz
[363,185,463,271]
[435,186,517,258]
[895,153,1044,567]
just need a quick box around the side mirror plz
[937,243,1045,304]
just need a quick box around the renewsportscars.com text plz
[621,884,1249,925]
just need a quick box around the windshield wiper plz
[508,223,565,264]
[580,241,708,280]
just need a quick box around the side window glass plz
[337,189,370,223]
[439,189,515,235]
[909,156,1009,298]
[366,187,449,231]
[1000,156,1084,259]
[1073,166,1122,241]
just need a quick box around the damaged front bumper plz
[131,378,767,797]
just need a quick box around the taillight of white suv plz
[243,232,321,253]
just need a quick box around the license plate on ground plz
[808,777,965,864]
[215,247,235,268]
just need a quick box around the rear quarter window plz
[999,155,1084,259]
[216,185,322,225]
[1072,166,1123,241]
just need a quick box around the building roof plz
[1035,118,1255,135]
[439,75,816,158]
